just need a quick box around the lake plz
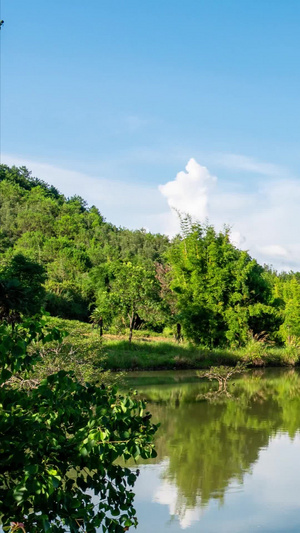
[123,369,300,532]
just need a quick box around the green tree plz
[167,218,277,347]
[278,276,300,343]
[0,317,158,532]
[96,262,159,341]
[0,164,171,329]
[0,254,46,324]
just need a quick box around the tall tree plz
[167,218,278,347]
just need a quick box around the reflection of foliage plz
[196,362,248,398]
[133,370,300,517]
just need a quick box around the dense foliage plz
[1,164,300,347]
[0,254,46,324]
[1,163,300,532]
[167,218,281,347]
[0,165,168,331]
[0,317,158,532]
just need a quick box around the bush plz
[0,317,158,532]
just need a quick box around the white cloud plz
[217,153,291,178]
[158,157,300,271]
[230,231,245,248]
[159,158,217,221]
[2,154,166,231]
[258,244,289,258]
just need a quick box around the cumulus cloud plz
[158,157,300,271]
[159,158,217,221]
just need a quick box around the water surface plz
[124,369,300,532]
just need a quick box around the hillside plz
[1,163,300,349]
[0,164,169,323]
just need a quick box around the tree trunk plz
[129,314,134,343]
[175,323,182,342]
[99,317,103,338]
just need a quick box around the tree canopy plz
[1,163,300,347]
[167,218,281,347]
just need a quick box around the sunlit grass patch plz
[44,317,300,371]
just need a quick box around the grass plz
[43,317,300,372]
[102,337,239,370]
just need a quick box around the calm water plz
[123,369,300,532]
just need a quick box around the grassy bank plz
[101,337,239,370]
[43,317,300,372]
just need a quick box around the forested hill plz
[1,164,300,347]
[0,164,169,322]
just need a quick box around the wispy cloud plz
[2,154,166,231]
[258,244,289,258]
[124,115,150,132]
[109,114,163,137]
[216,153,291,179]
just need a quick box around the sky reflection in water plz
[126,370,300,532]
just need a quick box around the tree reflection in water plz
[131,369,300,526]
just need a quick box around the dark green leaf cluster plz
[0,166,62,200]
[0,254,46,324]
[0,319,158,532]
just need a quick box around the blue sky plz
[2,1,300,270]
